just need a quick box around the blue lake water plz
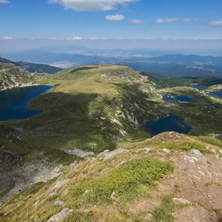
[190,85,206,90]
[142,113,192,137]
[207,91,222,99]
[162,94,198,104]
[0,85,52,121]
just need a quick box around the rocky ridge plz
[1,132,222,221]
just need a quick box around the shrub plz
[158,141,212,154]
[73,158,174,202]
[196,136,222,149]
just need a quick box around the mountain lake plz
[0,85,52,121]
[141,113,192,137]
[207,91,222,99]
[190,85,206,90]
[162,94,198,104]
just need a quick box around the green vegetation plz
[151,196,175,222]
[72,158,174,202]
[1,62,222,222]
[142,72,222,89]
[195,136,222,148]
[157,141,212,154]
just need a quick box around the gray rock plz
[111,192,120,202]
[47,208,72,222]
[162,148,171,154]
[103,148,125,161]
[69,160,78,169]
[97,150,109,158]
[172,198,191,205]
[144,148,151,153]
[33,199,42,206]
[191,149,207,165]
[64,149,94,158]
[49,191,57,197]
[48,179,70,192]
[54,200,64,206]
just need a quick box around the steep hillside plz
[1,132,222,222]
[3,65,161,152]
[0,57,62,90]
[0,57,62,74]
[1,64,222,215]
[0,66,39,90]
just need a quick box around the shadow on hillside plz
[70,66,98,73]
[11,91,117,153]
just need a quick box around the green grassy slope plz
[1,65,222,159]
[1,65,161,154]
[1,132,222,222]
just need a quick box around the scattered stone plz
[47,208,73,222]
[48,179,70,192]
[33,199,42,206]
[111,192,120,202]
[162,148,171,154]
[144,148,151,153]
[172,198,191,205]
[69,160,78,169]
[54,200,64,206]
[64,149,94,158]
[49,191,57,197]
[191,150,207,165]
[211,149,216,154]
[90,157,96,162]
[97,150,109,158]
[103,148,125,161]
[144,213,153,220]
[192,216,198,222]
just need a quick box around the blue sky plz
[0,0,222,50]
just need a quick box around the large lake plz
[0,85,52,121]
[208,91,222,99]
[142,113,192,137]
[190,85,206,90]
[162,94,198,104]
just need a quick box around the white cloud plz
[129,19,144,24]
[48,0,138,11]
[0,0,9,3]
[208,19,222,26]
[65,37,83,40]
[106,14,125,21]
[3,36,14,39]
[154,17,198,24]
[72,36,82,40]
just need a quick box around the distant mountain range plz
[1,52,222,78]
[0,57,62,74]
[0,57,62,90]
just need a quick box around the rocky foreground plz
[1,132,222,222]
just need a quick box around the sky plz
[0,0,222,51]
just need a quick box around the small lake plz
[0,85,52,121]
[190,85,206,90]
[141,113,192,137]
[162,94,198,104]
[207,91,222,99]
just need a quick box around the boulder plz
[54,200,64,206]
[48,179,70,192]
[172,198,191,205]
[191,150,207,165]
[162,148,171,154]
[103,148,125,161]
[47,208,72,222]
